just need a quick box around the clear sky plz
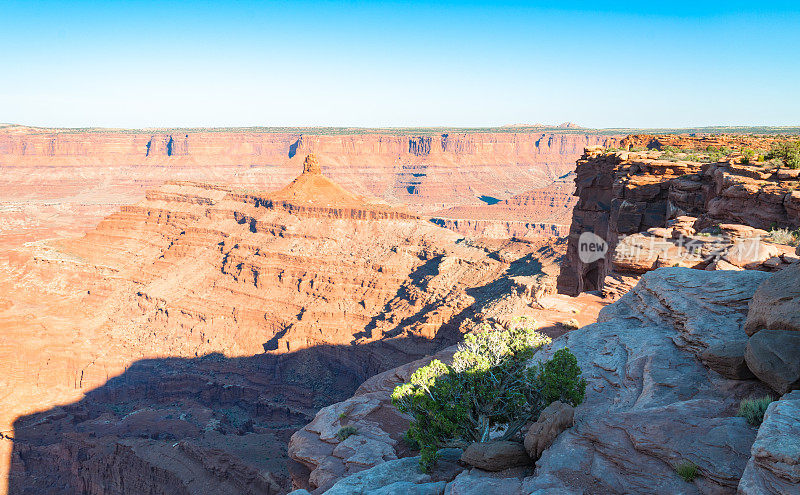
[1,1,798,128]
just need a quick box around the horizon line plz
[3,123,800,135]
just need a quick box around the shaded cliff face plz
[2,157,564,494]
[558,141,800,297]
[0,127,619,249]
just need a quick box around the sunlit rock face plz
[0,126,620,249]
[559,136,800,299]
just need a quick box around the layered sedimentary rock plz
[558,144,800,297]
[743,263,800,394]
[0,126,619,249]
[292,268,788,494]
[3,155,579,494]
[739,390,800,494]
[430,177,576,238]
[620,133,791,152]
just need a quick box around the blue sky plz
[1,1,798,128]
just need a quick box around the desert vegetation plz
[767,228,800,246]
[391,323,586,471]
[335,425,358,441]
[764,140,800,169]
[737,396,774,426]
[676,459,700,482]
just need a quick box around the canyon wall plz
[430,178,577,238]
[0,126,619,248]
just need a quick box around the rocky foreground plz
[288,266,800,494]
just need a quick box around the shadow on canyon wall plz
[7,334,457,495]
[6,251,551,494]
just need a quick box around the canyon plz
[284,137,800,495]
[3,126,800,494]
[1,128,606,494]
[0,125,617,249]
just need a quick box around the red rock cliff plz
[558,140,800,297]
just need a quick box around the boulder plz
[669,215,697,238]
[776,168,800,180]
[738,391,800,494]
[705,259,744,271]
[701,341,754,379]
[761,256,784,269]
[742,264,800,393]
[523,401,575,460]
[723,238,781,268]
[647,227,672,238]
[781,253,799,264]
[745,330,800,394]
[460,441,530,471]
[718,223,769,239]
[743,264,800,337]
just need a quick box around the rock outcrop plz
[738,390,800,494]
[292,268,790,494]
[460,441,530,471]
[743,263,800,394]
[558,143,800,298]
[286,294,606,493]
[523,401,574,460]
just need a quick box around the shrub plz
[765,141,800,169]
[337,412,348,421]
[335,425,358,441]
[676,460,699,482]
[391,325,586,472]
[737,396,774,426]
[767,228,800,246]
[741,148,755,164]
[402,430,420,450]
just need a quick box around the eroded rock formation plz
[743,263,800,394]
[430,177,577,239]
[558,144,800,298]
